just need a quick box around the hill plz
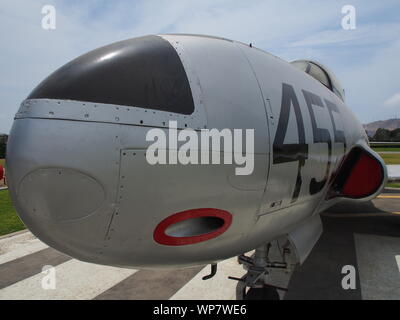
[363,118,400,137]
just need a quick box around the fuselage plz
[6,34,384,268]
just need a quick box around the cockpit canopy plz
[290,60,345,102]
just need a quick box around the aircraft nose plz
[5,35,197,265]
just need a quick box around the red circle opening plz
[153,208,232,246]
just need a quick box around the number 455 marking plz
[273,83,346,203]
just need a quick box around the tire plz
[244,287,280,300]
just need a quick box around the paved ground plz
[387,165,400,180]
[286,192,400,300]
[0,191,399,300]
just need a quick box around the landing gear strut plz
[229,242,293,300]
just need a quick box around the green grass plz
[372,147,400,152]
[387,182,400,188]
[0,190,25,236]
[379,153,400,165]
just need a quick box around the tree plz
[391,128,400,142]
[373,128,391,141]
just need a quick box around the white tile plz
[0,232,48,265]
[0,259,136,300]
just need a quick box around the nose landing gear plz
[229,241,296,300]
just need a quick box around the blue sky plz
[1,0,400,133]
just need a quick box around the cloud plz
[337,37,400,123]
[288,23,400,48]
[384,93,400,108]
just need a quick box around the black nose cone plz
[28,35,194,115]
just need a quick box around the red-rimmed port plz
[153,208,232,246]
[327,146,385,199]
